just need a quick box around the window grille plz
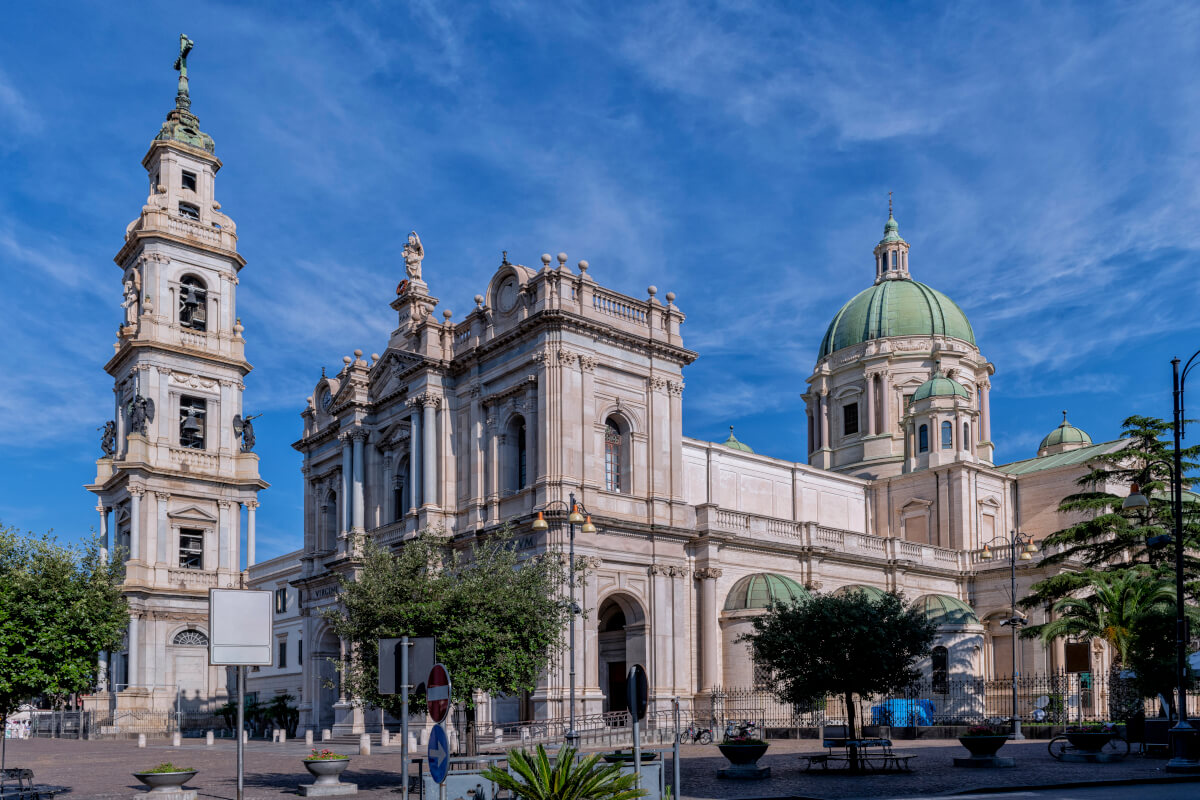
[173,629,208,647]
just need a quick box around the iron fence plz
[28,710,230,739]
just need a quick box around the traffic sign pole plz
[236,665,245,800]
[400,636,409,800]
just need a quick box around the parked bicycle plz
[724,719,758,740]
[680,722,714,744]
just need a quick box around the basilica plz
[86,41,1125,733]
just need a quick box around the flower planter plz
[302,758,351,786]
[1065,732,1115,752]
[959,735,1008,757]
[717,742,771,779]
[602,752,659,763]
[133,771,198,795]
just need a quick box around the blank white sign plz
[209,589,273,666]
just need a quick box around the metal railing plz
[28,710,230,739]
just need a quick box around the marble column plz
[97,504,109,563]
[696,567,722,691]
[351,431,365,530]
[866,374,876,436]
[980,380,992,442]
[155,492,169,566]
[127,615,139,689]
[382,455,393,524]
[882,376,892,436]
[422,398,437,507]
[218,500,231,570]
[820,392,830,448]
[340,436,352,533]
[129,487,143,562]
[410,406,423,509]
[247,500,258,567]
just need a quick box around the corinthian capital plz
[694,567,723,580]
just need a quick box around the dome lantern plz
[875,194,910,282]
[1037,410,1092,457]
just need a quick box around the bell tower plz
[87,36,268,715]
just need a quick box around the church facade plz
[90,42,1125,729]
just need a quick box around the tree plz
[740,590,936,771]
[321,527,568,748]
[1126,603,1196,716]
[0,526,128,720]
[1022,416,1200,608]
[481,745,646,800]
[1023,568,1176,665]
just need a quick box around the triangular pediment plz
[168,504,218,523]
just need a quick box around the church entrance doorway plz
[597,594,647,715]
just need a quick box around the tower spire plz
[173,34,194,112]
[873,195,911,283]
[155,34,214,154]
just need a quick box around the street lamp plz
[1120,348,1200,772]
[980,530,1039,739]
[532,491,595,748]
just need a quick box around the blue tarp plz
[870,699,935,726]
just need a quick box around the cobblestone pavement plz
[2,737,1198,800]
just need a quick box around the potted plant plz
[482,745,644,799]
[302,748,352,786]
[717,729,770,775]
[1065,723,1118,752]
[133,762,197,794]
[958,723,1009,757]
[602,749,659,763]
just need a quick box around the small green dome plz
[881,213,905,243]
[1039,411,1092,450]
[916,594,979,627]
[721,426,754,453]
[830,584,890,602]
[819,279,975,359]
[724,573,810,611]
[913,369,970,402]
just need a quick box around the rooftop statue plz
[156,34,215,153]
[403,231,425,280]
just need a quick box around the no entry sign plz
[427,663,451,724]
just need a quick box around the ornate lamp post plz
[980,530,1039,739]
[532,491,595,748]
[1121,348,1200,772]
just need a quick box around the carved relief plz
[694,567,723,580]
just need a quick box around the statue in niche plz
[127,395,155,435]
[122,280,140,327]
[99,421,116,457]
[403,231,424,280]
[234,413,262,453]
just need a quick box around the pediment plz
[978,495,1002,509]
[899,497,933,512]
[168,504,218,523]
[370,349,426,399]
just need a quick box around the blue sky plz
[1,1,1198,562]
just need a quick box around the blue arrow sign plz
[428,723,450,784]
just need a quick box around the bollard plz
[408,733,418,750]
[279,728,286,743]
[137,733,146,748]
[359,732,371,756]
[380,729,389,747]
[322,729,331,742]
[242,730,248,744]
[305,730,314,746]
[206,730,214,746]
[172,732,181,747]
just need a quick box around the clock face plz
[320,389,332,411]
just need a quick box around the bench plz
[797,752,831,770]
[0,768,57,799]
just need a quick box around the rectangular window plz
[275,588,287,614]
[277,638,287,668]
[941,421,953,449]
[179,529,204,570]
[181,171,197,192]
[178,202,200,220]
[918,424,929,453]
[843,402,859,436]
[179,396,207,449]
[904,393,914,409]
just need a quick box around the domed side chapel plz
[89,43,1130,731]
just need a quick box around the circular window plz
[496,279,519,313]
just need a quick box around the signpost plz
[428,723,450,784]
[377,637,436,800]
[427,664,452,800]
[627,664,648,789]
[209,589,272,800]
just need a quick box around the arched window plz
[173,629,209,647]
[605,419,624,493]
[179,275,208,331]
[963,422,971,450]
[918,424,929,453]
[179,396,207,449]
[504,416,529,493]
[941,421,953,449]
[932,645,949,693]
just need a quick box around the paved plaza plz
[3,737,1200,799]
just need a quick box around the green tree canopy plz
[322,528,568,722]
[0,525,128,718]
[740,589,936,765]
[1126,603,1197,712]
[1022,415,1200,608]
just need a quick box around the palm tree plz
[482,745,647,800]
[1024,568,1175,664]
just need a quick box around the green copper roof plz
[830,584,889,602]
[997,439,1126,475]
[724,573,810,611]
[722,426,754,453]
[880,213,906,244]
[1039,411,1092,450]
[916,594,979,627]
[155,34,215,154]
[913,369,970,402]
[819,278,975,359]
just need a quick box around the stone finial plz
[443,309,453,322]
[343,356,352,365]
[666,291,676,303]
[541,253,552,267]
[647,285,657,297]
[354,349,363,358]
[474,294,484,308]
[578,260,589,273]
[370,353,380,363]
[557,252,568,267]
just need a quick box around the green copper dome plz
[820,279,976,359]
[1039,411,1092,450]
[722,426,754,453]
[724,573,810,611]
[830,584,889,602]
[916,594,979,627]
[913,369,970,402]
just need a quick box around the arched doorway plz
[313,627,341,731]
[597,594,647,713]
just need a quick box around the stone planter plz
[300,758,356,797]
[133,770,198,797]
[1065,731,1115,752]
[602,752,659,763]
[717,742,770,779]
[959,735,1007,757]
